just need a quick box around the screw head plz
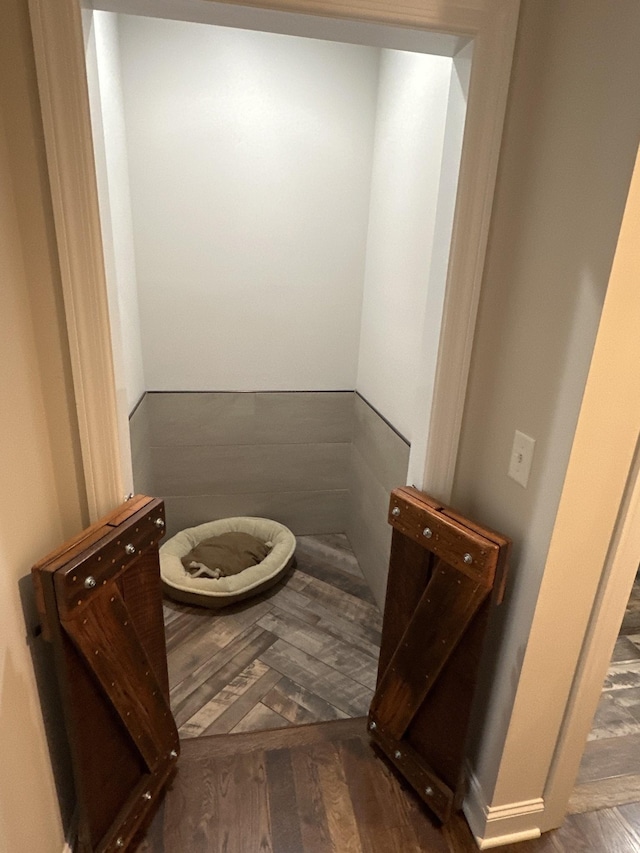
[463,553,473,564]
[169,749,178,759]
[422,527,433,538]
[115,839,124,849]
[143,790,152,801]
[369,720,377,731]
[84,576,97,589]
[154,517,165,529]
[125,543,136,555]
[425,786,434,796]
[394,750,402,760]
[391,506,401,517]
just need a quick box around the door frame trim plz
[27,0,520,520]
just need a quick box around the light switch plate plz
[508,430,535,488]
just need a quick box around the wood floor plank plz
[262,584,319,624]
[296,534,364,577]
[262,675,349,726]
[290,741,335,853]
[315,741,364,853]
[173,627,278,728]
[339,735,442,853]
[301,574,383,629]
[258,607,379,690]
[203,671,283,736]
[170,622,264,708]
[167,599,272,686]
[570,774,640,814]
[179,659,279,737]
[215,751,273,853]
[259,639,373,717]
[273,588,382,657]
[296,551,377,605]
[165,607,215,653]
[576,732,640,783]
[231,702,291,734]
[265,748,305,853]
[272,584,381,658]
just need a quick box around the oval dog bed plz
[160,517,296,608]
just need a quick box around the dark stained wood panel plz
[371,562,488,740]
[32,497,179,853]
[369,488,511,822]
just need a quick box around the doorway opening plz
[569,565,640,814]
[84,7,469,738]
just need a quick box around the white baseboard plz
[463,765,545,849]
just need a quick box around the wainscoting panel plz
[145,391,354,447]
[130,391,409,567]
[162,491,350,539]
[347,394,410,610]
[129,394,152,496]
[131,391,354,536]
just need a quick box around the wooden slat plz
[370,562,489,740]
[34,495,155,573]
[388,488,499,584]
[53,500,165,619]
[377,531,433,682]
[405,598,491,793]
[119,549,170,700]
[369,723,455,823]
[62,585,178,772]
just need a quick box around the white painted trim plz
[542,437,640,827]
[463,767,544,849]
[28,0,124,521]
[539,148,640,827]
[423,0,520,501]
[27,0,519,521]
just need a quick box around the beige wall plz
[452,0,640,805]
[0,1,86,850]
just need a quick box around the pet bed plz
[159,516,296,608]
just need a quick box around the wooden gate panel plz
[368,487,510,823]
[119,549,170,700]
[405,597,491,795]
[370,562,489,740]
[376,532,433,680]
[41,581,146,849]
[32,496,179,852]
[62,586,176,772]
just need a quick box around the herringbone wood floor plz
[165,534,382,736]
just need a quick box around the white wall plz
[356,49,451,440]
[451,0,640,811]
[88,12,145,414]
[118,15,380,392]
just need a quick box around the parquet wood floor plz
[134,718,640,853]
[164,534,382,738]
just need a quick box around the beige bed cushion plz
[160,516,296,599]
